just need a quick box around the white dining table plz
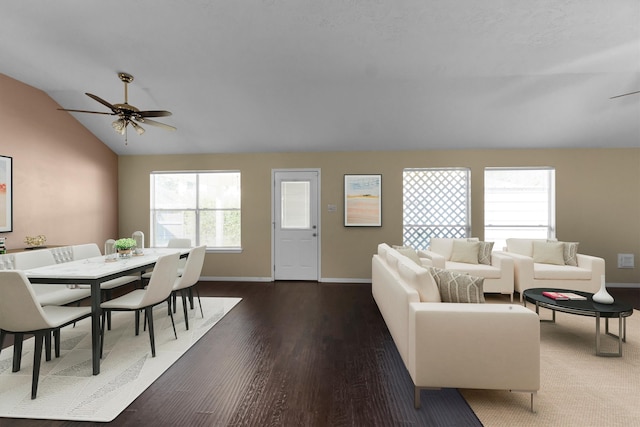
[24,248,190,375]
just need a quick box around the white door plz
[273,170,319,280]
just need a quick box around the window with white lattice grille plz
[403,168,471,249]
[484,167,555,250]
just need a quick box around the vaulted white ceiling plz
[2,1,639,155]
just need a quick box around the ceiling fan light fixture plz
[131,121,145,135]
[112,118,126,135]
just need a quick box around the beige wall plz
[0,74,118,250]
[119,148,640,283]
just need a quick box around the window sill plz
[205,247,243,254]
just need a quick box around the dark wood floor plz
[1,281,482,427]
[2,283,638,427]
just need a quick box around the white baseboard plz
[199,276,371,284]
[200,276,272,282]
[607,282,640,289]
[319,278,371,284]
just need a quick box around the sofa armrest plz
[417,249,446,269]
[499,251,534,288]
[490,251,514,274]
[576,253,605,277]
[408,302,540,392]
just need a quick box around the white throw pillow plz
[397,260,441,302]
[532,241,565,265]
[392,245,422,266]
[449,240,480,264]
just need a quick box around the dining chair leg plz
[146,307,156,357]
[32,332,45,399]
[44,331,52,361]
[54,329,61,358]
[168,299,177,339]
[194,286,203,318]
[0,329,5,356]
[100,311,107,358]
[180,290,190,330]
[188,288,195,310]
[12,333,24,372]
[135,310,141,336]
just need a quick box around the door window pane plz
[281,181,310,229]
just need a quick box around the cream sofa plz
[372,243,540,411]
[419,238,515,301]
[502,238,605,301]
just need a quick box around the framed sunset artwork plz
[0,155,12,232]
[344,174,381,227]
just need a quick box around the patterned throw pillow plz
[427,267,485,303]
[478,241,494,265]
[562,242,579,266]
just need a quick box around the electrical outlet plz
[618,253,635,269]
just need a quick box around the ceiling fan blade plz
[610,90,640,99]
[85,92,119,112]
[137,110,173,118]
[58,108,115,115]
[137,117,177,131]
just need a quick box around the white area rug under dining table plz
[0,296,241,422]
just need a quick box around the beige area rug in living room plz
[0,297,241,422]
[461,295,640,427]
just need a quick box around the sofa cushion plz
[445,261,502,279]
[506,238,534,256]
[397,260,441,302]
[561,241,579,266]
[450,240,480,264]
[478,241,494,265]
[392,245,422,266]
[532,241,565,265]
[428,267,485,303]
[534,264,592,280]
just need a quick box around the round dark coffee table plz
[523,288,634,357]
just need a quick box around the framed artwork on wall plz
[344,174,382,227]
[0,155,12,232]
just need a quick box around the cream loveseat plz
[372,243,540,411]
[419,237,515,301]
[502,238,605,301]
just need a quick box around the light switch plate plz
[618,253,635,269]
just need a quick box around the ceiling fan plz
[610,90,640,99]
[58,72,176,144]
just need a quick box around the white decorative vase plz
[592,275,614,304]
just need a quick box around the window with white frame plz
[484,167,555,250]
[403,168,471,249]
[150,171,241,249]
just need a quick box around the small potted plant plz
[114,238,136,258]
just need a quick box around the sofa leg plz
[414,386,421,409]
[530,392,536,413]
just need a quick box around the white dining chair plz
[100,252,180,358]
[141,238,191,284]
[12,250,91,307]
[170,245,206,330]
[72,243,140,330]
[0,270,92,399]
